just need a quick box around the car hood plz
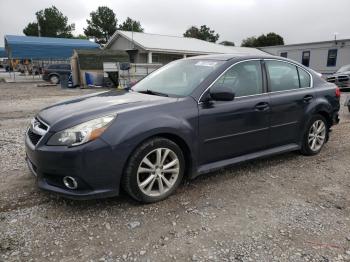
[328,71,350,77]
[38,90,176,131]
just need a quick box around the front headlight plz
[47,114,117,147]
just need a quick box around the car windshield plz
[132,59,224,97]
[337,65,350,73]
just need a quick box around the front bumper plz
[25,134,129,200]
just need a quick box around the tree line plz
[23,6,284,47]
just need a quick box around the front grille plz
[27,117,49,146]
[326,77,336,83]
[338,75,350,82]
[27,129,42,145]
[327,75,350,84]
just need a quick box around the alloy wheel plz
[308,120,326,152]
[137,148,180,197]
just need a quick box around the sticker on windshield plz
[195,61,218,67]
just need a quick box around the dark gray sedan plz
[25,54,340,203]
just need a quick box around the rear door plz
[265,60,314,147]
[198,60,270,165]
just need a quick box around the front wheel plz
[122,138,185,203]
[300,115,328,156]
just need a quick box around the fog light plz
[63,176,78,189]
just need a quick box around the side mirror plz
[209,86,235,101]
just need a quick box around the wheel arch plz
[316,110,332,128]
[299,101,333,144]
[121,132,195,187]
[306,98,333,126]
[155,133,193,179]
[49,73,59,78]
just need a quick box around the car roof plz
[186,53,279,61]
[186,54,312,71]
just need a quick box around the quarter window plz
[265,60,299,92]
[302,51,310,67]
[211,61,263,97]
[298,68,311,88]
[327,49,337,67]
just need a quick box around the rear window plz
[266,60,312,91]
[266,61,299,92]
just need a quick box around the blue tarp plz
[4,35,99,59]
[0,47,5,57]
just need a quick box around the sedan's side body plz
[25,55,340,201]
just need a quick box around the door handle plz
[255,102,269,111]
[303,95,313,103]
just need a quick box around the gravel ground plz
[0,82,350,262]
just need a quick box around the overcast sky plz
[0,0,349,47]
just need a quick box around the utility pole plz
[37,14,41,37]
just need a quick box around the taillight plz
[335,87,341,98]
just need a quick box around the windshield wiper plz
[137,89,169,97]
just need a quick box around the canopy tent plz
[4,35,99,59]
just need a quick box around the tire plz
[49,74,60,84]
[300,114,328,156]
[122,137,185,203]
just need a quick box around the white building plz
[260,39,350,75]
[105,30,266,65]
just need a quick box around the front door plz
[198,60,270,165]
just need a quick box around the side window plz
[298,68,311,88]
[280,52,288,58]
[212,61,263,97]
[265,60,299,92]
[302,51,310,67]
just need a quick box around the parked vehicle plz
[345,95,350,112]
[42,64,71,84]
[25,55,340,203]
[326,64,350,90]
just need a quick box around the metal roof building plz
[105,30,266,64]
[4,35,100,59]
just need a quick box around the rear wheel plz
[49,74,60,84]
[300,115,328,155]
[122,138,185,203]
